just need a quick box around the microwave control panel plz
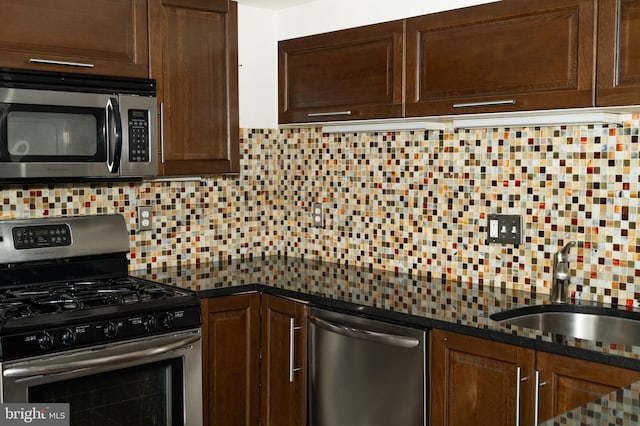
[128,109,150,163]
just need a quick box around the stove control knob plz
[142,315,156,332]
[61,328,77,346]
[103,321,119,339]
[37,331,54,350]
[161,312,175,329]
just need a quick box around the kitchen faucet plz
[550,241,577,303]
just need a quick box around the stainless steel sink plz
[490,305,640,346]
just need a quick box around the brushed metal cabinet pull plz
[159,102,165,164]
[307,111,352,117]
[453,99,516,108]
[515,367,522,426]
[534,370,544,426]
[29,58,95,68]
[515,368,529,426]
[289,318,302,383]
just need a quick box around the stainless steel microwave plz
[0,68,157,181]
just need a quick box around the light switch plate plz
[487,214,522,245]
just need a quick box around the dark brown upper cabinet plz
[405,0,596,116]
[0,0,149,78]
[597,0,640,105]
[149,0,240,176]
[278,20,404,124]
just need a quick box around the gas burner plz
[76,293,127,309]
[28,303,62,316]
[0,303,31,320]
[139,284,176,298]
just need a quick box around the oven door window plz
[28,359,183,426]
[0,104,106,162]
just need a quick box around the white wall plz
[276,0,497,40]
[238,5,278,129]
[238,0,497,129]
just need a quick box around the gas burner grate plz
[0,276,185,322]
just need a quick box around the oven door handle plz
[3,333,200,379]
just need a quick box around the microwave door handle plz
[106,97,123,173]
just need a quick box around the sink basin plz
[490,304,640,346]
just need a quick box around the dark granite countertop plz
[132,255,640,426]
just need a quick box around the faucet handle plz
[556,241,577,262]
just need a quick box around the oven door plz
[0,329,202,426]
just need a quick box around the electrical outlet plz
[138,206,153,232]
[312,203,324,228]
[487,214,522,245]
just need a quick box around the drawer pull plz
[453,99,516,108]
[289,318,302,383]
[29,58,95,68]
[307,111,352,117]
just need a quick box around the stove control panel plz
[1,305,201,360]
[12,224,71,249]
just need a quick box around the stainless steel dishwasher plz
[309,308,427,426]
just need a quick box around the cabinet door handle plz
[29,58,95,69]
[515,368,529,426]
[452,99,516,108]
[307,111,352,117]
[534,370,546,426]
[289,318,302,383]
[515,367,522,426]
[159,102,166,164]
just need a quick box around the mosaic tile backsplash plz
[2,116,640,305]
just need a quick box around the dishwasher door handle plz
[310,316,420,348]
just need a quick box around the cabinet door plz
[279,20,404,124]
[537,351,640,423]
[597,0,640,105]
[430,329,536,426]
[201,294,260,426]
[149,0,240,176]
[406,0,596,116]
[0,0,148,78]
[260,294,308,426]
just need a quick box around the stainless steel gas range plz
[0,214,202,426]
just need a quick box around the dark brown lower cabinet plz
[260,294,308,426]
[201,293,307,426]
[537,350,640,421]
[431,329,535,426]
[431,329,640,426]
[201,294,261,426]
